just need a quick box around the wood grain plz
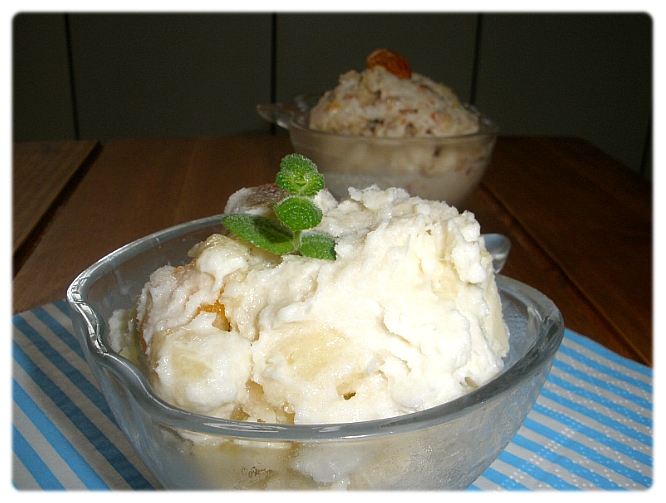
[12,136,292,314]
[12,135,652,367]
[467,186,647,364]
[480,137,652,365]
[13,140,99,253]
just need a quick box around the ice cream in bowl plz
[67,154,563,490]
[258,49,498,208]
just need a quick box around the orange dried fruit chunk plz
[198,301,231,331]
[366,49,412,79]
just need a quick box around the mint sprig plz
[274,196,322,231]
[221,154,336,260]
[299,233,337,261]
[221,214,296,255]
[275,154,325,197]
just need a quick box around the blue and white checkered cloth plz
[11,300,652,490]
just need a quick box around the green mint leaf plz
[221,214,295,255]
[274,196,323,231]
[300,233,337,261]
[276,153,325,197]
[222,154,337,261]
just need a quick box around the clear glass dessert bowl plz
[67,214,563,490]
[258,93,499,209]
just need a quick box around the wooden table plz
[12,135,652,366]
[13,140,100,272]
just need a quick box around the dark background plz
[13,12,652,179]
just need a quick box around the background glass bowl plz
[67,214,563,490]
[258,93,498,209]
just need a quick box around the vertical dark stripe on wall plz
[64,14,80,140]
[469,13,483,106]
[640,116,651,178]
[270,13,278,135]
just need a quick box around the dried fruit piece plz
[366,49,412,79]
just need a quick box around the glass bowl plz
[67,214,563,490]
[258,93,498,209]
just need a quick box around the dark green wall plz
[13,13,652,178]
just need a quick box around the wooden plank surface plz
[12,136,292,314]
[467,185,648,365]
[11,135,652,367]
[479,137,652,365]
[13,140,99,255]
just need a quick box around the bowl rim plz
[262,91,499,143]
[67,214,563,442]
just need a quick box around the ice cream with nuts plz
[309,49,479,138]
[292,50,497,207]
